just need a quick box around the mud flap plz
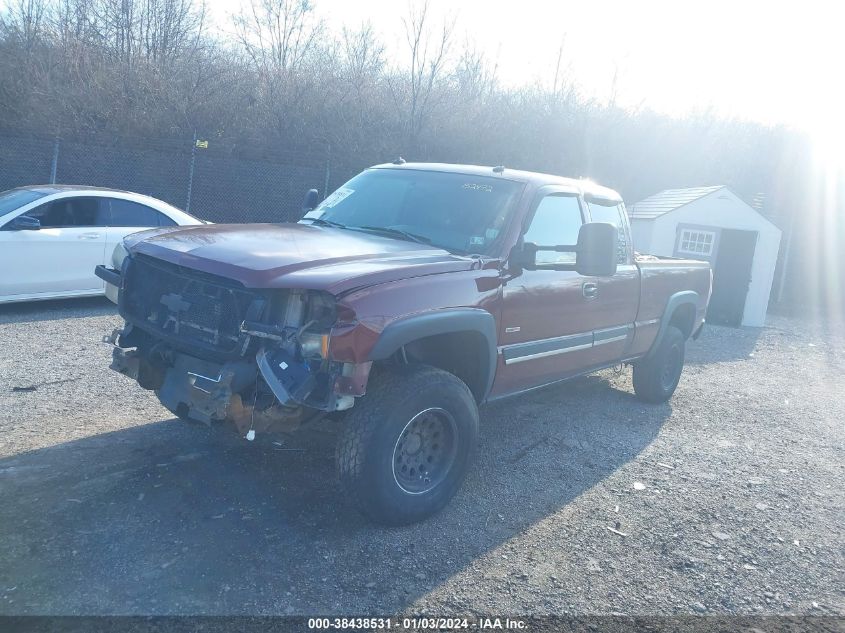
[256,347,317,406]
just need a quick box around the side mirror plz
[574,222,618,276]
[302,189,319,214]
[514,222,618,277]
[7,215,41,231]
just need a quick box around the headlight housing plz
[104,241,129,304]
[112,241,129,270]
[299,332,329,359]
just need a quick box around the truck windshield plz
[302,169,523,254]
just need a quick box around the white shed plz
[629,186,781,327]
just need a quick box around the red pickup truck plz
[97,163,711,524]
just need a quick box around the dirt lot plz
[0,298,843,616]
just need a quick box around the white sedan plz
[0,185,204,304]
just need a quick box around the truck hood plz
[125,223,478,295]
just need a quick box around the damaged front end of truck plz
[100,253,372,438]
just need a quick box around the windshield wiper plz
[354,225,433,245]
[302,216,347,229]
[304,219,434,248]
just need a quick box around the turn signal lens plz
[300,333,329,359]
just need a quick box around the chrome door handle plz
[78,232,101,239]
[582,282,599,299]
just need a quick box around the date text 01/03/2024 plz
[307,617,527,630]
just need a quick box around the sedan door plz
[0,197,108,299]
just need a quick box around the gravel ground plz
[0,298,843,616]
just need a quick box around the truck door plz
[582,198,640,365]
[494,188,595,396]
[493,189,640,397]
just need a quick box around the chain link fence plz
[0,132,349,223]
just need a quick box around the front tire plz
[336,364,479,525]
[632,325,686,403]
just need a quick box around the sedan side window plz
[15,202,65,228]
[523,194,583,264]
[109,199,162,227]
[20,197,107,228]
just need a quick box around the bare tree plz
[453,40,497,104]
[233,0,322,78]
[390,0,454,155]
[93,0,206,68]
[231,0,324,135]
[137,0,207,66]
[340,22,383,92]
[52,0,100,50]
[316,22,393,161]
[1,0,48,51]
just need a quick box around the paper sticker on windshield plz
[302,209,323,219]
[320,187,354,208]
[469,236,485,246]
[486,228,499,240]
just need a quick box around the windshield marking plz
[319,187,354,209]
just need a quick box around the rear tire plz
[336,364,479,525]
[633,325,685,403]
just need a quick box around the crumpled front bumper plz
[108,341,254,424]
[106,324,371,434]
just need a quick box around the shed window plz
[678,229,715,256]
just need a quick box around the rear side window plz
[20,197,108,228]
[587,201,630,264]
[523,194,583,265]
[109,199,169,227]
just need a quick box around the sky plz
[210,0,843,137]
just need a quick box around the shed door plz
[707,229,757,326]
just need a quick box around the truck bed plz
[627,255,712,358]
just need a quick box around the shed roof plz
[629,186,724,219]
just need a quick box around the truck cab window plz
[587,201,630,264]
[523,194,582,264]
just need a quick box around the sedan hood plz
[125,223,476,295]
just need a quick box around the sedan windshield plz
[301,169,523,254]
[0,188,50,218]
